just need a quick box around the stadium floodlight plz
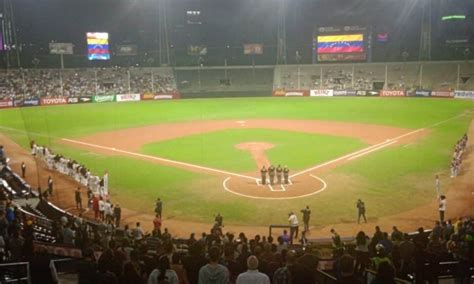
[441,15,466,21]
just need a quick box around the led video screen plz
[87,32,110,61]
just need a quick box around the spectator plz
[183,242,207,284]
[122,250,146,283]
[331,228,343,249]
[134,222,144,241]
[77,248,99,284]
[198,246,229,284]
[63,223,75,245]
[98,197,105,221]
[391,226,403,242]
[21,162,26,178]
[75,187,82,209]
[288,211,299,243]
[153,214,162,234]
[273,249,309,284]
[8,230,25,262]
[92,195,100,220]
[47,176,54,196]
[280,230,290,245]
[155,198,162,218]
[370,261,396,284]
[236,255,270,284]
[114,203,121,227]
[355,231,370,275]
[399,234,415,275]
[337,254,362,284]
[439,195,446,222]
[371,244,391,270]
[171,253,190,284]
[378,232,393,255]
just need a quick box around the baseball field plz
[0,97,473,234]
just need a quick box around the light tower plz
[419,0,432,60]
[1,0,21,68]
[157,0,170,66]
[276,0,287,64]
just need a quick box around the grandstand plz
[0,0,473,283]
[274,61,474,92]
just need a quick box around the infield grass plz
[141,129,366,172]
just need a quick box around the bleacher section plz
[274,61,474,92]
[175,66,274,97]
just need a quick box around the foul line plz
[347,140,398,161]
[62,138,257,181]
[290,128,425,178]
[222,176,327,200]
[290,112,472,178]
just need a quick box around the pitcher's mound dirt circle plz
[223,174,327,200]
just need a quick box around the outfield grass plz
[0,97,472,225]
[141,129,366,172]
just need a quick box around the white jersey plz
[288,214,299,226]
[439,199,446,211]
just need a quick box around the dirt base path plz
[1,118,472,239]
[68,119,413,151]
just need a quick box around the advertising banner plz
[49,43,74,55]
[310,89,334,97]
[67,97,79,104]
[40,96,68,106]
[153,91,181,100]
[23,97,40,107]
[116,44,138,56]
[272,90,310,97]
[272,89,286,97]
[454,90,474,99]
[243,44,264,55]
[285,91,305,97]
[116,94,141,102]
[356,90,379,96]
[78,96,92,103]
[0,99,13,109]
[379,90,405,97]
[412,90,431,97]
[431,91,454,98]
[92,95,115,103]
[141,92,155,100]
[333,90,357,96]
[14,98,24,107]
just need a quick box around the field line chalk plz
[61,138,257,181]
[347,140,398,161]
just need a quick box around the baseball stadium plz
[0,0,473,283]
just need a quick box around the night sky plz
[7,0,474,61]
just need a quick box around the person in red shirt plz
[153,214,162,234]
[92,195,100,220]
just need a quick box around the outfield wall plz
[1,89,472,111]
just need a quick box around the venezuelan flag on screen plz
[317,34,364,54]
[87,32,110,60]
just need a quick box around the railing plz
[366,269,413,283]
[315,269,338,284]
[0,262,31,284]
[50,258,79,283]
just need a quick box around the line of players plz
[260,165,290,185]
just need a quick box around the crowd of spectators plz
[450,134,468,178]
[0,68,177,99]
[1,141,473,283]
